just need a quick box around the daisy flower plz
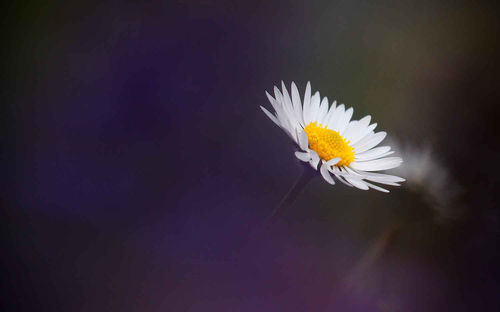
[260,81,404,192]
[389,139,462,219]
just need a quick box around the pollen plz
[304,122,355,166]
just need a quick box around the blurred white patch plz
[389,138,464,222]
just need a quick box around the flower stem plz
[263,165,315,224]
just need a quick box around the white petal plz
[309,150,320,169]
[280,82,293,114]
[299,130,309,150]
[302,82,311,124]
[367,123,377,133]
[335,174,353,187]
[309,92,321,123]
[281,82,300,132]
[355,146,391,160]
[286,109,300,133]
[265,91,279,113]
[343,115,370,142]
[294,129,301,145]
[360,179,399,186]
[265,91,275,105]
[295,151,311,162]
[320,162,335,184]
[343,166,363,177]
[351,170,405,184]
[344,166,397,190]
[328,104,345,130]
[329,166,354,187]
[338,107,353,134]
[363,181,390,193]
[343,166,393,190]
[345,177,369,190]
[318,97,329,124]
[323,100,337,127]
[267,89,289,128]
[273,86,283,103]
[354,131,387,154]
[359,115,372,128]
[326,157,341,166]
[260,106,279,126]
[270,103,292,135]
[350,122,377,145]
[342,121,359,142]
[367,151,394,160]
[291,82,304,126]
[263,93,291,133]
[350,157,403,171]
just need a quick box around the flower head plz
[389,139,463,219]
[261,81,404,192]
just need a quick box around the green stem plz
[264,165,315,224]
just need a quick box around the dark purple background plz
[4,1,500,311]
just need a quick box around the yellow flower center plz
[304,122,355,166]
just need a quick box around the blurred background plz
[3,0,500,311]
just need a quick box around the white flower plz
[389,140,463,219]
[261,81,404,192]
